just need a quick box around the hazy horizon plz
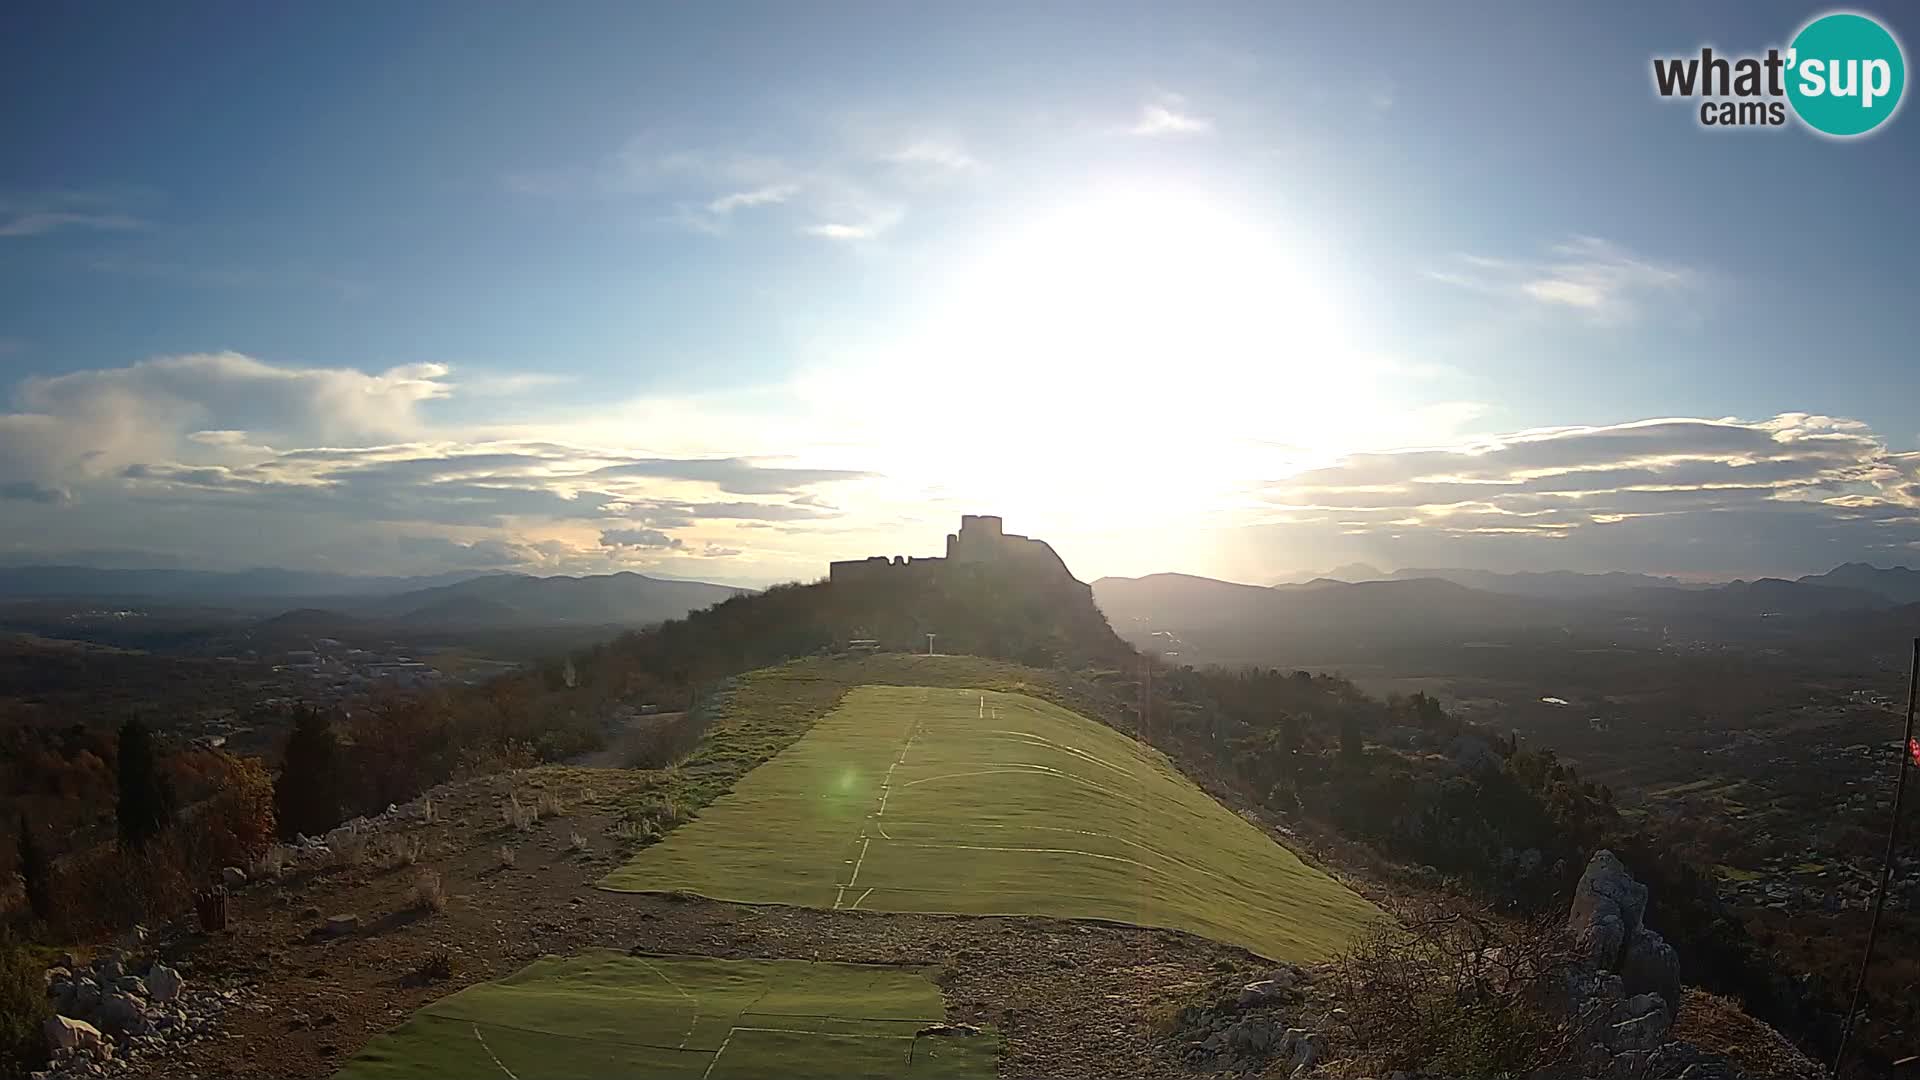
[5,2,1918,587]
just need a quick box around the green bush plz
[0,931,49,1077]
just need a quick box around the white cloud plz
[801,205,905,242]
[882,137,984,174]
[0,191,143,238]
[705,183,799,215]
[1427,236,1698,321]
[1129,103,1214,137]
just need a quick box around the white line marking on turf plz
[634,955,702,1049]
[731,1026,913,1039]
[472,1023,521,1080]
[702,1034,733,1079]
[850,887,875,910]
[835,687,928,908]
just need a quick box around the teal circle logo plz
[1786,12,1906,137]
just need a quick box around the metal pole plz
[1834,637,1920,1076]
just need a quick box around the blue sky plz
[3,2,1918,585]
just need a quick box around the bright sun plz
[803,180,1391,569]
[929,186,1368,486]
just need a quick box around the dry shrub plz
[1325,901,1580,1078]
[568,831,589,854]
[496,844,516,869]
[420,796,437,825]
[252,843,293,880]
[413,948,458,982]
[622,713,704,769]
[500,794,536,832]
[410,869,447,914]
[617,795,684,848]
[534,790,566,819]
[328,829,370,870]
[47,827,201,941]
[384,836,425,870]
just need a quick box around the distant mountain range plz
[0,564,748,634]
[1094,562,1920,666]
[0,565,490,602]
[335,572,748,628]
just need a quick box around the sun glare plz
[911,185,1376,512]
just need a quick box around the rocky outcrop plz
[1569,849,1682,1016]
[1563,850,1753,1079]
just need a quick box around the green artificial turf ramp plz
[603,685,1385,961]
[334,951,996,1080]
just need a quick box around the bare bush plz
[568,831,589,853]
[500,794,536,832]
[252,843,292,881]
[420,796,436,825]
[496,844,516,869]
[384,836,425,869]
[410,869,447,914]
[535,790,567,819]
[1324,901,1581,1077]
[328,829,370,870]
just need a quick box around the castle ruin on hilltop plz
[828,515,1088,595]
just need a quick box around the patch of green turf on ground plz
[604,685,1386,962]
[334,951,996,1080]
[614,654,1133,844]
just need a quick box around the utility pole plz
[925,633,936,656]
[1834,637,1920,1076]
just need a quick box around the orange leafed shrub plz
[200,753,276,867]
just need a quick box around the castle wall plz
[831,515,1083,594]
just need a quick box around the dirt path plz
[567,710,685,769]
[129,766,1263,1080]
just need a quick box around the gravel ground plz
[117,766,1283,1080]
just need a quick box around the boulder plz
[70,977,102,1017]
[221,865,248,890]
[1568,850,1648,970]
[1225,1015,1281,1054]
[1603,1000,1671,1054]
[43,1015,105,1055]
[1290,1030,1327,1075]
[324,912,360,936]
[1620,928,1681,1018]
[1237,979,1290,1008]
[146,963,184,1003]
[92,950,124,982]
[95,991,150,1034]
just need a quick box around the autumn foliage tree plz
[202,754,276,865]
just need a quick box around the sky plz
[3,1,1919,587]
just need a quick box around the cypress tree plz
[274,709,343,839]
[16,815,50,924]
[116,719,174,850]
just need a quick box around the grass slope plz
[615,654,1131,835]
[334,951,995,1080]
[605,685,1385,962]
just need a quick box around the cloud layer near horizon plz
[5,352,1920,583]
